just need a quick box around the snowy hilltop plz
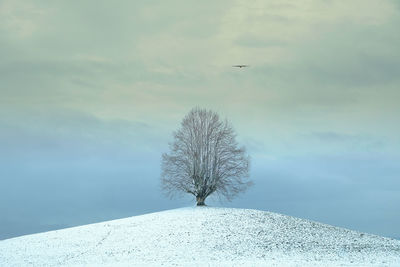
[0,207,399,266]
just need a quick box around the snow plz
[0,207,399,266]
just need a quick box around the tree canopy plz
[161,108,251,205]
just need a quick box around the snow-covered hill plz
[1,207,399,266]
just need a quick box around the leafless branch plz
[161,108,251,205]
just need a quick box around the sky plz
[0,0,399,240]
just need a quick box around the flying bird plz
[232,65,249,68]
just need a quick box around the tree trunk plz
[196,196,206,206]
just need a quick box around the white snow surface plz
[1,207,399,266]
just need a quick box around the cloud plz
[0,109,165,166]
[0,1,48,38]
[305,131,385,152]
[234,35,288,48]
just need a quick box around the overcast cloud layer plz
[1,0,399,240]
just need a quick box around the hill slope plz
[1,207,399,266]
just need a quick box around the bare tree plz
[161,108,251,206]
